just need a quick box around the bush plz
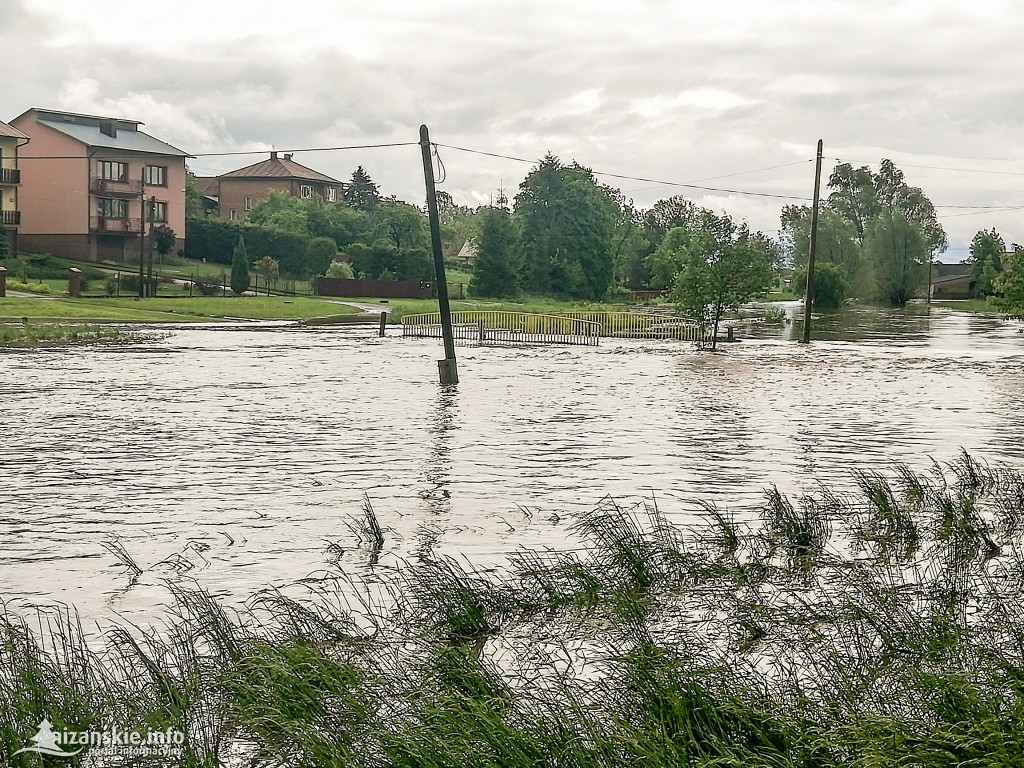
[194,275,223,296]
[792,262,848,308]
[325,261,355,279]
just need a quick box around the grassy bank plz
[0,322,148,348]
[0,296,362,323]
[5,453,1024,766]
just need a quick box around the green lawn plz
[0,295,362,322]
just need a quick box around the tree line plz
[182,154,1024,316]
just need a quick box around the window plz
[244,195,253,211]
[97,197,127,218]
[229,209,237,221]
[143,165,167,186]
[150,201,167,222]
[97,161,127,182]
[299,184,314,199]
[326,186,337,202]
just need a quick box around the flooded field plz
[2,304,1023,630]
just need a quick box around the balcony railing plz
[0,168,20,185]
[90,177,142,196]
[90,216,142,234]
[1,210,20,226]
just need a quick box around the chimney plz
[270,151,278,160]
[284,153,293,161]
[99,120,116,138]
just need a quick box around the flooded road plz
[2,304,1023,629]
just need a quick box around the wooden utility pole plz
[419,125,458,385]
[138,188,147,298]
[146,197,156,296]
[801,139,824,344]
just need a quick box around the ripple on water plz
[1,316,1024,632]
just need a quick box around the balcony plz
[0,168,20,185]
[90,216,142,234]
[1,210,20,226]
[90,177,142,196]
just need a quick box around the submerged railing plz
[402,310,706,346]
[553,311,705,341]
[402,311,601,346]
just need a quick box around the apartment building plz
[10,108,189,262]
[0,119,29,253]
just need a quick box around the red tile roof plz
[0,119,29,140]
[219,153,340,184]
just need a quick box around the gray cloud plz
[3,0,1024,251]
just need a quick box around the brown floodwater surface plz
[1,304,1022,631]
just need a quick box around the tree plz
[230,236,251,295]
[472,206,521,297]
[306,237,338,277]
[0,226,8,258]
[827,159,946,254]
[970,228,1006,295]
[792,262,848,308]
[514,154,619,299]
[246,189,309,232]
[994,245,1024,309]
[325,260,355,278]
[152,225,176,264]
[345,166,380,212]
[185,171,209,220]
[670,214,774,350]
[862,211,928,306]
[372,200,428,252]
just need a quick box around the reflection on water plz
[1,305,1023,630]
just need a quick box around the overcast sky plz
[4,0,1023,258]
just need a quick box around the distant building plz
[209,152,344,221]
[931,261,976,300]
[455,239,478,264]
[0,118,29,253]
[10,108,189,262]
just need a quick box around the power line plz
[826,155,1024,178]
[434,143,814,201]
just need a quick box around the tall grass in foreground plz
[6,452,1024,765]
[0,323,144,347]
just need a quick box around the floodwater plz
[1,303,1023,631]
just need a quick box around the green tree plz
[152,225,176,264]
[306,237,338,277]
[471,207,521,297]
[185,171,209,220]
[792,262,848,308]
[246,190,309,232]
[372,200,428,252]
[345,166,380,212]
[862,211,928,306]
[994,245,1024,309]
[514,154,619,299]
[970,228,1006,295]
[230,236,251,295]
[325,261,355,278]
[670,214,774,350]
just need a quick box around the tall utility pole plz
[145,197,156,297]
[419,125,458,385]
[138,185,147,298]
[801,139,824,344]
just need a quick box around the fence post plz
[379,311,387,337]
[68,267,82,298]
[478,318,486,342]
[0,266,6,298]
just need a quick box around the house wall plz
[218,178,294,221]
[11,113,186,261]
[11,118,89,236]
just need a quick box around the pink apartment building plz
[10,108,189,262]
[0,118,29,254]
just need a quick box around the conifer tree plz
[230,236,251,295]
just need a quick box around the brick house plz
[0,119,29,254]
[210,151,344,221]
[10,108,189,262]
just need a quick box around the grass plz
[368,296,636,322]
[0,296,362,322]
[0,322,148,347]
[6,453,1024,766]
